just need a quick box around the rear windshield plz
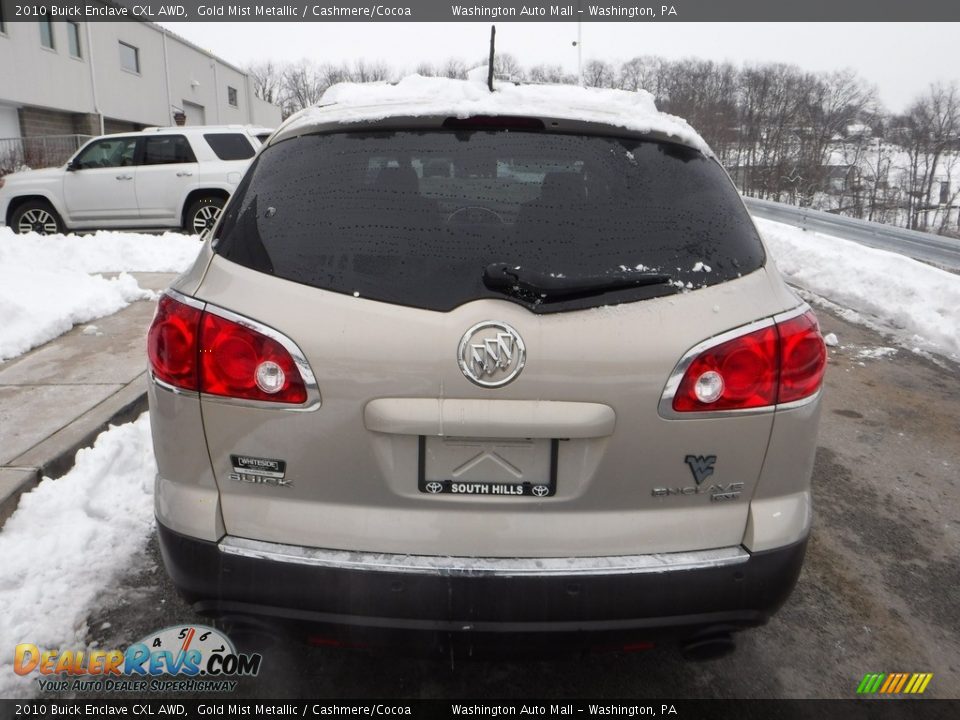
[214,131,764,313]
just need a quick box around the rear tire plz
[11,200,64,235]
[184,196,225,236]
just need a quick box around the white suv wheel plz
[186,197,225,236]
[13,203,62,235]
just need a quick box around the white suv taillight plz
[667,309,826,414]
[147,293,312,405]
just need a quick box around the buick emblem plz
[458,321,526,388]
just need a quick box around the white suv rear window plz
[204,133,256,161]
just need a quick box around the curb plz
[0,374,148,530]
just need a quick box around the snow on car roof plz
[276,72,713,156]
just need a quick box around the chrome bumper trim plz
[218,536,749,577]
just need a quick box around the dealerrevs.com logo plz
[15,625,262,693]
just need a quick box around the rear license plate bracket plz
[417,436,558,497]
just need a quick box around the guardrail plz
[743,196,960,272]
[0,134,92,175]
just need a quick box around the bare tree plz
[414,61,437,77]
[794,70,876,203]
[618,56,665,95]
[582,59,615,88]
[246,61,286,106]
[492,53,526,82]
[528,64,572,84]
[281,60,326,117]
[352,59,390,83]
[891,82,960,229]
[440,58,469,80]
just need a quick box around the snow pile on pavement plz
[756,217,960,361]
[856,346,898,360]
[0,228,202,361]
[0,270,151,361]
[287,73,712,156]
[0,415,155,699]
[0,227,202,274]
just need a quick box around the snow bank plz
[0,228,202,361]
[0,269,151,361]
[756,217,960,361]
[284,73,712,156]
[0,415,155,699]
[0,227,202,273]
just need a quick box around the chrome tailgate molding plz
[219,536,748,577]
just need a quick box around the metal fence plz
[0,135,92,176]
[744,196,960,272]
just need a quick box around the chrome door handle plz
[115,174,133,180]
[176,171,193,177]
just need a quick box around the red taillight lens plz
[671,310,826,413]
[147,294,308,405]
[777,312,827,403]
[200,312,307,404]
[147,294,201,391]
[673,326,779,412]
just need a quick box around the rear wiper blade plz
[482,263,672,300]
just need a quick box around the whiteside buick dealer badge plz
[229,455,291,487]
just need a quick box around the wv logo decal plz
[684,455,717,486]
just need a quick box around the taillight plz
[670,309,825,413]
[147,294,201,391]
[147,293,309,405]
[199,312,307,403]
[673,325,778,412]
[777,312,827,403]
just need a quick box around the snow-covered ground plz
[0,415,155,699]
[756,217,960,362]
[0,228,201,362]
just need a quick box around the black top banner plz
[0,700,958,720]
[1,0,959,22]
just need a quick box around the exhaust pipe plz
[680,630,736,661]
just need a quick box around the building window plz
[227,86,238,108]
[119,41,140,74]
[67,21,82,58]
[39,20,54,49]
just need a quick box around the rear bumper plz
[158,521,807,635]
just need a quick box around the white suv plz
[0,125,272,236]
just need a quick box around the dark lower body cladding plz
[157,521,806,652]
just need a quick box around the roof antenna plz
[487,25,496,92]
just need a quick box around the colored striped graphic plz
[857,672,933,694]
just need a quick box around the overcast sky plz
[161,22,958,113]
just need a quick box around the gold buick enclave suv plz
[147,76,825,659]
